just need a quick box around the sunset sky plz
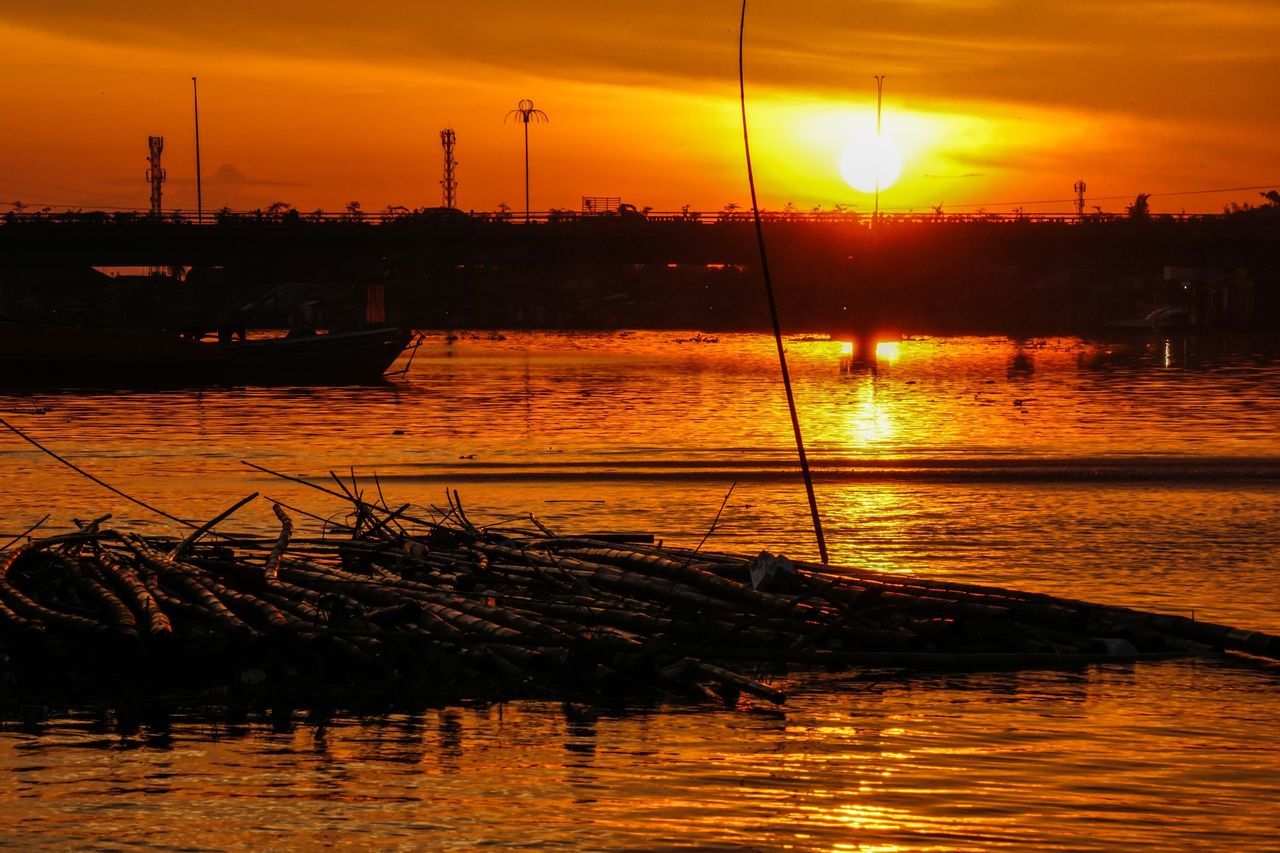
[1,1,1277,215]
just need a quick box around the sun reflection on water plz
[847,376,896,447]
[875,341,901,362]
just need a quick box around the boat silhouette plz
[0,321,414,387]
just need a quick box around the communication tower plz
[1074,179,1087,220]
[440,128,458,208]
[146,136,166,217]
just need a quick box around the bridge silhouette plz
[0,211,1274,334]
[0,209,1263,268]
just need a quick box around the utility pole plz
[505,99,548,223]
[1074,179,1087,221]
[146,136,166,217]
[874,75,885,219]
[192,76,203,224]
[440,128,458,208]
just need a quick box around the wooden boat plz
[0,321,414,387]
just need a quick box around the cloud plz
[1,1,1276,121]
[206,164,305,188]
[151,165,305,189]
[1,2,1275,212]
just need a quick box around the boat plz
[0,321,415,387]
[1104,306,1195,335]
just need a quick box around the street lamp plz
[873,75,884,219]
[505,98,548,223]
[193,76,203,223]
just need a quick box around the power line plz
[0,199,153,212]
[1149,183,1280,198]
[0,178,143,208]
[0,176,117,194]
[899,182,1280,211]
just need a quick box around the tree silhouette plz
[1127,193,1151,220]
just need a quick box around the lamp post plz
[873,75,884,219]
[505,98,548,223]
[192,76,203,224]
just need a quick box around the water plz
[2,332,1279,849]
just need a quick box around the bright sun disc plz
[839,134,903,194]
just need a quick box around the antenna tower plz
[1074,179,1087,220]
[440,128,458,208]
[146,136,166,217]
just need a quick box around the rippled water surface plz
[2,332,1279,849]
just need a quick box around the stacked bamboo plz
[1,480,1278,708]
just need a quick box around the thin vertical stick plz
[737,0,828,564]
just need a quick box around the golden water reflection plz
[2,332,1280,848]
[2,663,1277,849]
[846,373,896,447]
[1,332,1279,628]
[875,341,901,362]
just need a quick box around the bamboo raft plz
[2,480,1279,710]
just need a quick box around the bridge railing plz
[0,208,1234,227]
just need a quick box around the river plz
[2,332,1278,849]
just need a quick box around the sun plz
[838,133,903,194]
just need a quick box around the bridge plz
[0,210,1276,334]
[0,208,1270,267]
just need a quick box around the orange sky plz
[1,1,1277,215]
